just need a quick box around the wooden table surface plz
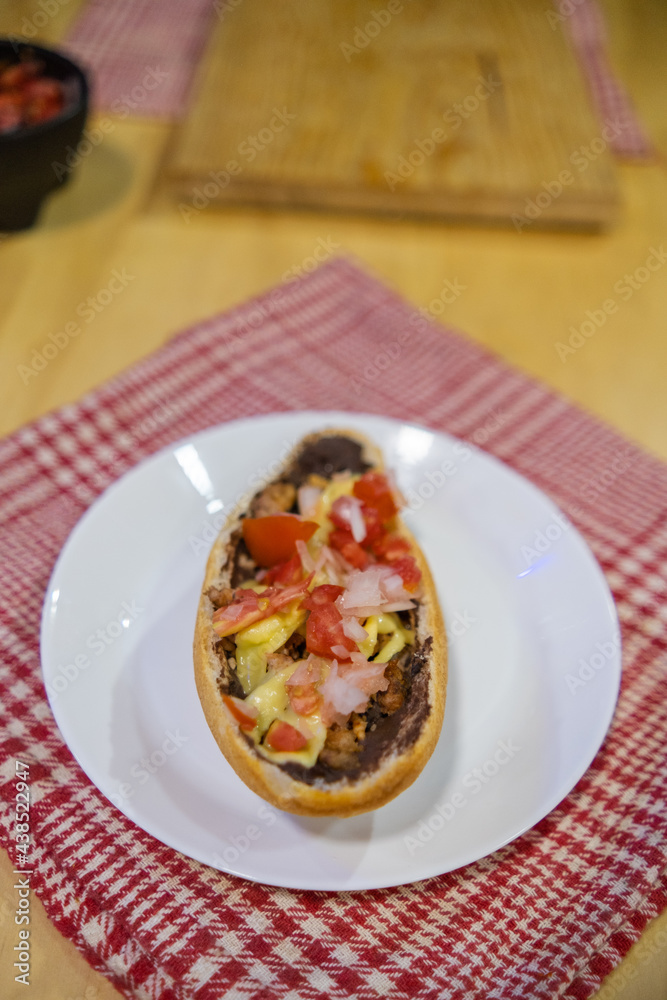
[1,1,666,998]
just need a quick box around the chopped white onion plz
[348,498,367,543]
[339,655,390,695]
[320,545,350,587]
[336,564,413,615]
[285,654,322,687]
[313,545,329,574]
[331,494,367,543]
[295,538,315,573]
[320,660,368,726]
[297,485,322,518]
[382,573,409,600]
[342,617,369,642]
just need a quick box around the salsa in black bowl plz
[0,40,88,231]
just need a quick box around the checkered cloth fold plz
[1,259,666,1000]
[559,0,653,158]
[63,0,215,118]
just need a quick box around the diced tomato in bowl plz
[0,57,66,133]
[0,41,89,232]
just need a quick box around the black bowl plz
[0,40,89,231]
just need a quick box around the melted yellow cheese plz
[255,713,328,768]
[245,661,299,729]
[237,581,268,593]
[375,628,409,663]
[359,612,414,662]
[235,603,306,694]
[310,474,358,547]
[244,609,415,764]
[358,617,378,659]
[245,662,329,767]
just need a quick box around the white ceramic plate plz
[41,411,621,890]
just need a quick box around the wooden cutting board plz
[165,0,619,229]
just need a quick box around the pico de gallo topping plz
[0,54,68,134]
[215,469,422,766]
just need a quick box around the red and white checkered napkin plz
[1,259,666,1000]
[560,0,653,158]
[63,0,215,118]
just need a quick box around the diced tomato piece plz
[301,584,344,610]
[222,695,258,731]
[372,532,412,562]
[23,78,64,126]
[24,97,62,125]
[23,77,62,102]
[360,503,383,543]
[328,529,369,570]
[0,92,22,111]
[353,472,398,522]
[287,683,321,716]
[0,95,22,132]
[0,61,64,133]
[264,720,308,752]
[306,603,356,660]
[0,64,30,89]
[391,555,422,592]
[263,554,303,586]
[328,527,352,550]
[242,514,318,567]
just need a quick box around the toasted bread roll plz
[193,429,447,817]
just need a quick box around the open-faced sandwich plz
[193,429,447,817]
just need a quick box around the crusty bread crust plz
[193,428,447,817]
